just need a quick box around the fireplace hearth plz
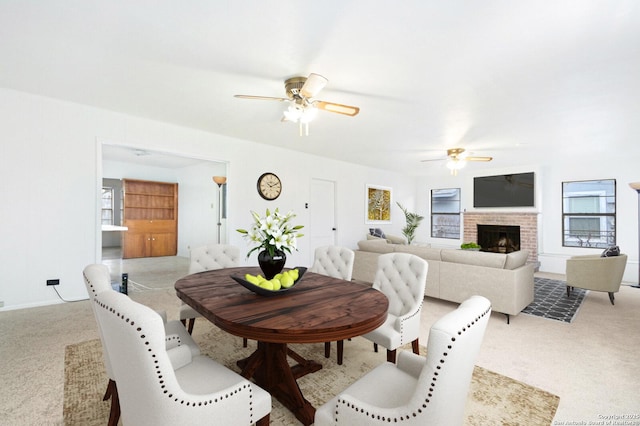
[477,224,520,253]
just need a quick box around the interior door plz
[309,178,337,260]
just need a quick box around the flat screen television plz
[473,172,535,207]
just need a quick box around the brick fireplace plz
[463,212,538,264]
[477,224,521,253]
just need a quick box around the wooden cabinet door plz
[122,232,149,259]
[150,233,177,257]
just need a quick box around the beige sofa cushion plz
[385,234,408,245]
[440,249,506,269]
[395,245,442,260]
[504,250,529,270]
[357,239,395,253]
[366,234,407,245]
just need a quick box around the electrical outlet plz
[46,279,60,286]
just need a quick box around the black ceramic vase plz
[257,249,287,279]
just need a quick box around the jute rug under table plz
[64,322,559,425]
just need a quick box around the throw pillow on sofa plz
[601,246,620,257]
[369,228,386,238]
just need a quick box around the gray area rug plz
[522,277,587,323]
[63,321,560,425]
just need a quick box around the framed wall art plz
[366,184,392,224]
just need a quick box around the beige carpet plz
[64,320,559,425]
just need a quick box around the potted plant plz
[396,203,424,245]
[461,242,481,250]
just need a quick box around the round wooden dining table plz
[175,266,388,426]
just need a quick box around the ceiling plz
[101,144,212,169]
[2,1,639,175]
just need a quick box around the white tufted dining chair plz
[315,295,492,426]
[83,264,201,426]
[309,245,355,365]
[93,290,271,426]
[362,252,429,363]
[179,244,240,334]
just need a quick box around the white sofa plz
[352,239,535,323]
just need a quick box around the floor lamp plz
[630,182,640,288]
[213,176,227,244]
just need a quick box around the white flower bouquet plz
[236,208,304,258]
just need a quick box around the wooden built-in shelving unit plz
[122,179,178,259]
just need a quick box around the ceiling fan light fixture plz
[283,104,317,123]
[446,158,466,176]
[299,106,318,123]
[235,73,360,135]
[283,104,318,136]
[283,105,303,122]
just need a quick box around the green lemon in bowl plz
[281,274,294,288]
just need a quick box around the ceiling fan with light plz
[421,148,493,175]
[234,73,360,136]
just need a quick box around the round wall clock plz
[257,172,282,200]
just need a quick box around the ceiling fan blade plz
[315,101,360,116]
[300,73,328,98]
[234,95,289,102]
[465,156,493,162]
[420,158,446,163]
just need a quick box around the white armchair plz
[315,295,492,426]
[93,289,271,426]
[309,245,355,365]
[179,244,240,334]
[83,264,201,426]
[362,252,429,363]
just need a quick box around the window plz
[431,188,461,239]
[562,179,616,248]
[101,187,114,225]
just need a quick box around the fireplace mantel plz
[463,212,538,263]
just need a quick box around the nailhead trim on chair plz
[83,271,101,297]
[398,301,423,345]
[89,269,183,349]
[165,335,182,346]
[335,304,492,423]
[94,298,255,422]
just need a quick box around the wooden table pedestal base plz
[238,341,322,426]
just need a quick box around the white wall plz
[0,88,414,310]
[174,161,228,255]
